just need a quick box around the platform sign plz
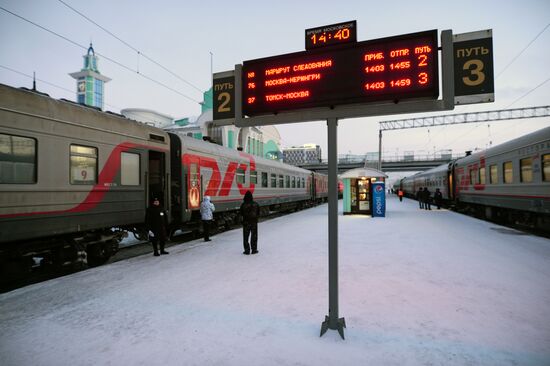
[213,71,235,120]
[453,30,494,105]
[242,30,439,117]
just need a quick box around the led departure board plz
[242,30,439,117]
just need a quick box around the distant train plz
[395,126,550,231]
[0,83,328,273]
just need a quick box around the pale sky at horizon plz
[1,0,549,158]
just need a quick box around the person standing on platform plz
[240,191,260,255]
[145,197,169,256]
[434,188,443,209]
[398,189,404,202]
[200,196,215,242]
[423,187,432,210]
[416,187,424,209]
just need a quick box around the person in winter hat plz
[240,191,260,255]
[200,196,215,242]
[145,197,169,256]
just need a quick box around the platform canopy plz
[340,167,388,179]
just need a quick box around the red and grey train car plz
[0,83,328,273]
[398,126,550,230]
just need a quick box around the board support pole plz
[320,117,346,340]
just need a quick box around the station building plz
[283,144,322,165]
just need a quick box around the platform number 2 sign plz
[213,75,235,120]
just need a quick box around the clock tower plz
[69,43,111,110]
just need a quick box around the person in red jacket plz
[398,189,404,202]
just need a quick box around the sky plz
[1,197,549,365]
[1,0,549,159]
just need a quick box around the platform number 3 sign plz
[453,30,494,105]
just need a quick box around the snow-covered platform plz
[1,196,549,365]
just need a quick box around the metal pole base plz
[320,315,346,339]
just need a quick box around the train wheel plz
[86,241,113,267]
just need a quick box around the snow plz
[1,196,550,366]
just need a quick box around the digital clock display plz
[305,21,357,50]
[242,30,439,117]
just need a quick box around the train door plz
[448,163,455,200]
[147,150,166,206]
[350,178,371,214]
[186,156,201,210]
[169,133,182,222]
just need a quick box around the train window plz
[490,165,497,184]
[292,176,296,188]
[236,168,246,184]
[469,168,477,185]
[250,170,258,184]
[121,152,140,186]
[520,158,533,183]
[278,175,284,188]
[285,175,290,188]
[296,177,300,188]
[543,154,550,182]
[0,133,37,184]
[70,145,97,185]
[503,161,513,184]
[261,172,268,187]
[302,177,305,188]
[479,167,486,185]
[270,173,276,187]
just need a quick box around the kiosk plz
[341,168,387,216]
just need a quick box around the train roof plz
[0,83,168,143]
[456,125,550,165]
[171,132,312,174]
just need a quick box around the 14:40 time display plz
[310,28,351,46]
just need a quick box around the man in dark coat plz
[423,187,431,210]
[240,191,260,255]
[434,188,443,209]
[416,187,424,209]
[145,197,169,256]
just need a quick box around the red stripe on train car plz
[0,142,167,218]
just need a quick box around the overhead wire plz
[0,5,202,105]
[56,0,204,94]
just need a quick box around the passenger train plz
[0,83,328,274]
[396,126,550,231]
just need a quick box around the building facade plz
[283,144,322,165]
